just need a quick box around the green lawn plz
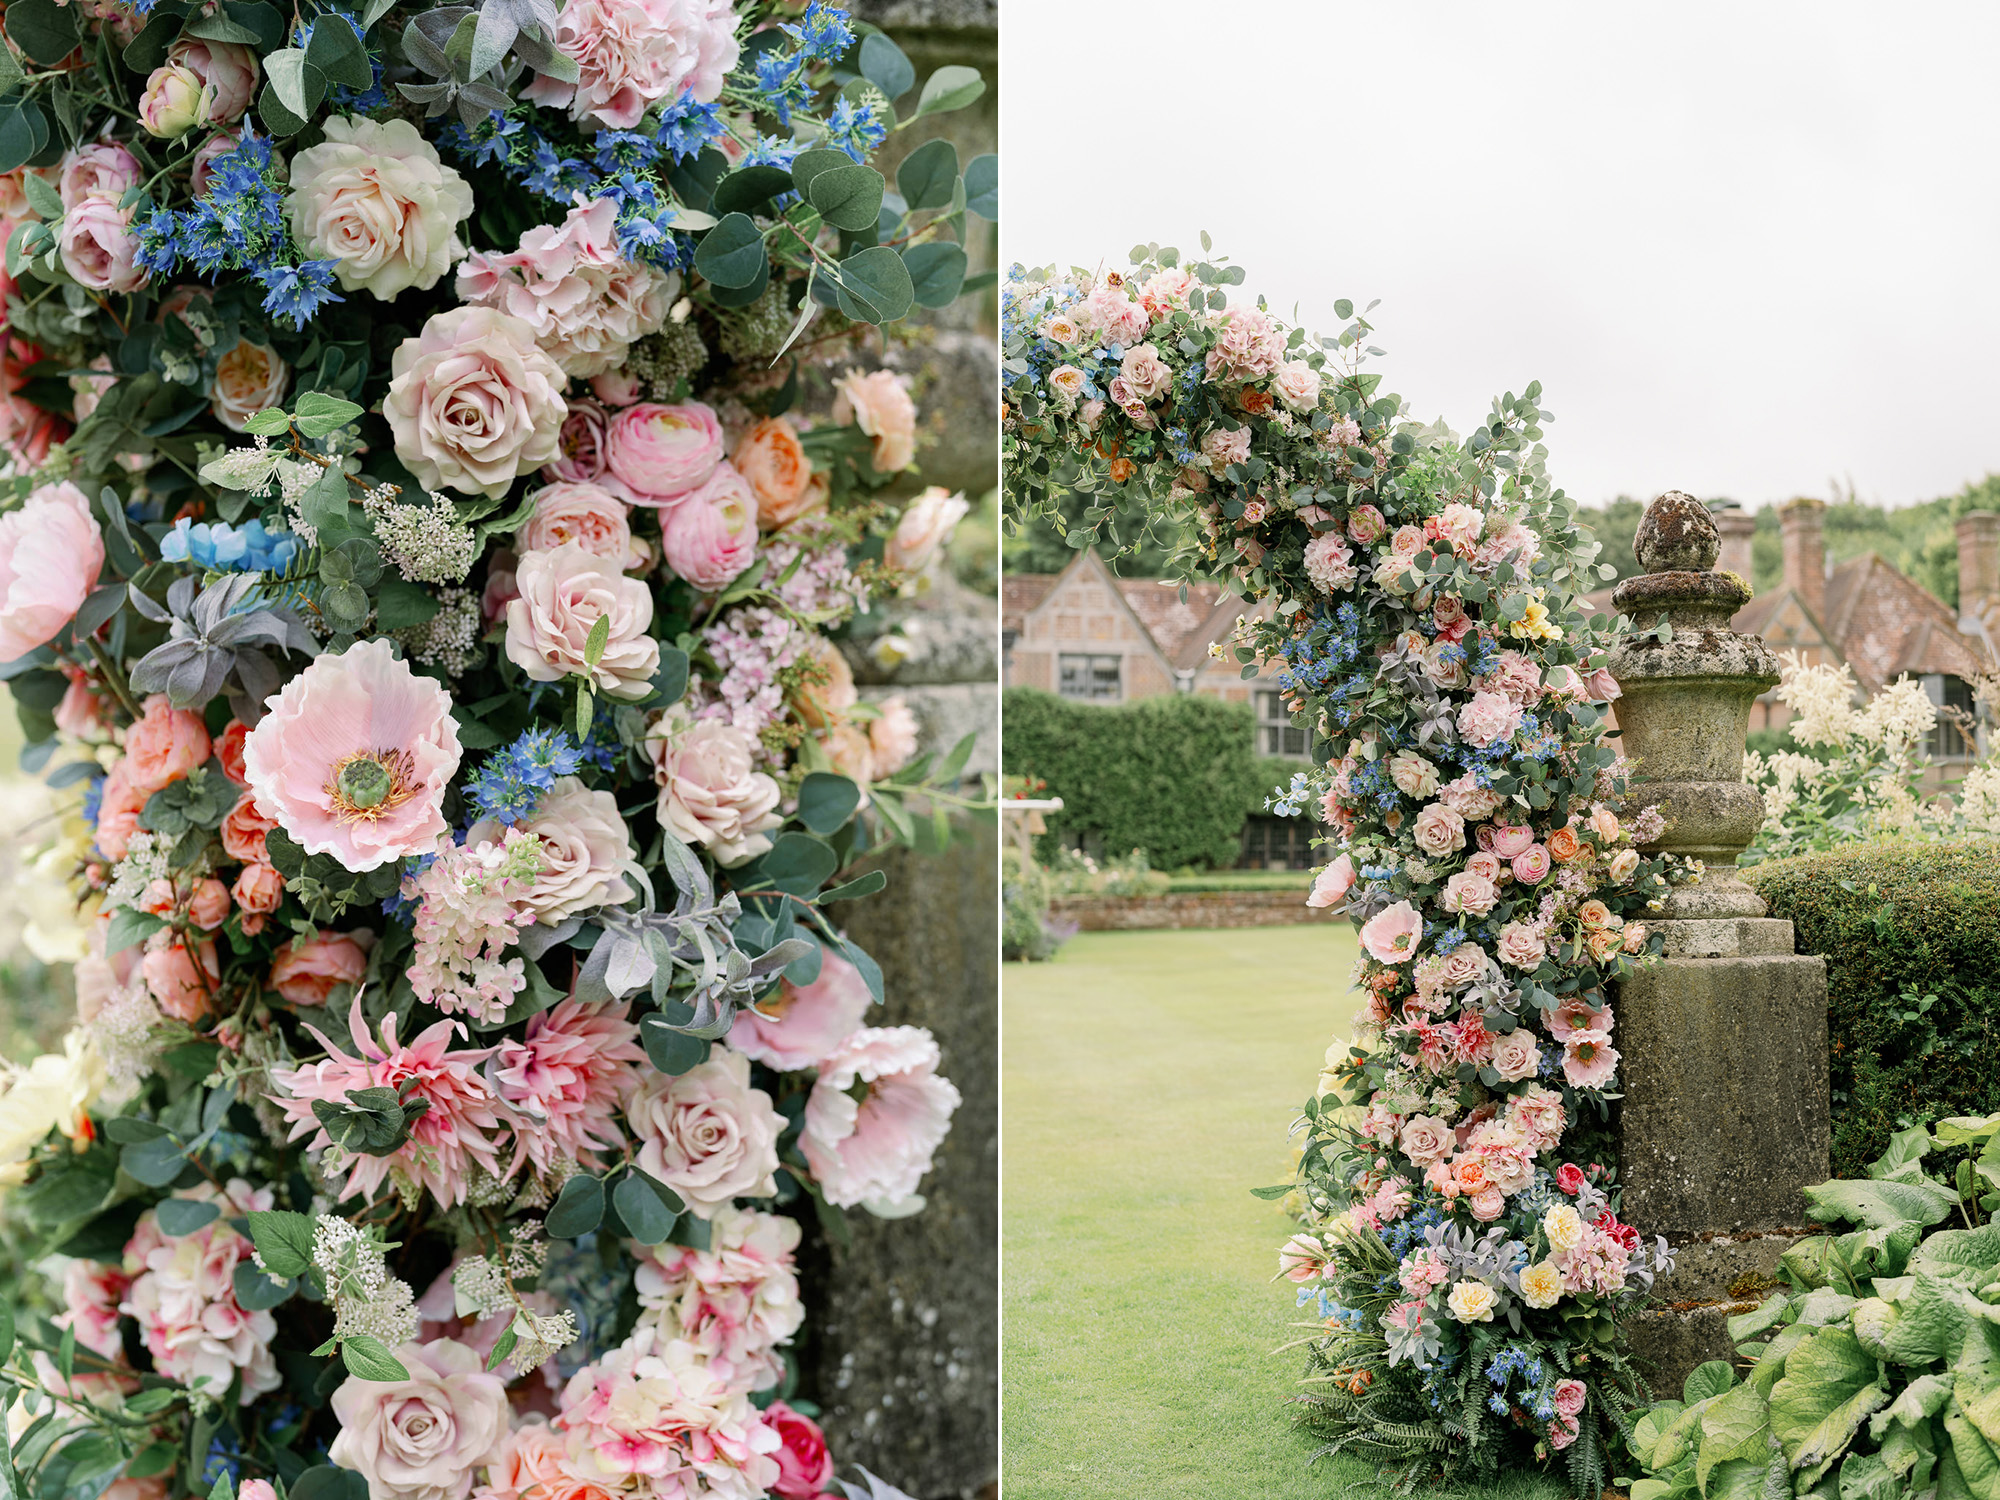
[1001,925,1571,1500]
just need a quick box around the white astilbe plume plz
[314,1216,420,1347]
[362,488,478,583]
[1954,763,2000,835]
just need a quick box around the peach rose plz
[518,481,643,570]
[208,338,288,432]
[384,307,567,500]
[124,694,211,795]
[504,543,660,700]
[143,935,219,1022]
[93,761,146,861]
[0,480,103,660]
[287,116,472,299]
[268,929,370,1007]
[832,368,916,473]
[220,790,278,863]
[885,486,970,575]
[733,417,816,529]
[1547,826,1582,863]
[188,878,229,931]
[231,862,283,934]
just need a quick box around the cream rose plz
[1396,1114,1453,1167]
[624,1046,784,1218]
[1412,803,1464,857]
[646,714,782,867]
[1447,1279,1498,1323]
[328,1338,508,1500]
[465,777,633,925]
[384,307,567,500]
[1543,1203,1585,1253]
[1489,1029,1541,1084]
[504,543,660,700]
[286,117,473,299]
[208,338,288,432]
[885,486,970,574]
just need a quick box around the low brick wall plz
[1051,888,1333,930]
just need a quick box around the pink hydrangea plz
[1506,1085,1568,1153]
[269,998,504,1208]
[241,639,463,873]
[631,1205,803,1393]
[802,1025,961,1210]
[1456,689,1524,749]
[59,1258,131,1358]
[1073,281,1148,349]
[1303,532,1357,594]
[402,829,545,1024]
[1559,1226,1631,1295]
[524,0,739,129]
[119,1179,279,1401]
[492,996,645,1177]
[728,947,871,1072]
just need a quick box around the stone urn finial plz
[1607,491,1779,917]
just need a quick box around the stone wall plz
[1050,889,1330,931]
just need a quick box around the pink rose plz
[384,307,567,500]
[518,480,643,570]
[545,397,609,483]
[187,129,239,196]
[1511,843,1552,884]
[1555,1163,1587,1195]
[329,1338,509,1500]
[464,777,633,925]
[188,877,229,932]
[626,1046,784,1217]
[166,38,257,124]
[1307,853,1355,909]
[802,1025,960,1210]
[1552,1378,1588,1419]
[58,142,139,210]
[137,64,213,138]
[0,480,103,660]
[522,0,738,128]
[832,367,917,473]
[269,929,370,1008]
[238,1484,277,1500]
[1412,803,1465,857]
[764,1401,834,1500]
[1272,359,1321,412]
[230,862,283,933]
[603,400,724,504]
[1359,900,1423,964]
[647,715,782,867]
[1550,1415,1579,1451]
[1489,1029,1541,1084]
[142,935,219,1022]
[219,791,277,864]
[660,461,759,590]
[1496,922,1545,970]
[885,485,970,574]
[1347,505,1386,544]
[1118,342,1173,401]
[93,761,146,861]
[1465,851,1502,883]
[1469,1184,1507,1222]
[124,694,211,795]
[1456,689,1524,749]
[1201,425,1251,472]
[504,543,661,699]
[1397,1114,1452,1166]
[60,194,147,292]
[593,368,643,405]
[1442,871,1498,917]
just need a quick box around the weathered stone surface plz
[800,828,997,1499]
[1628,1303,1760,1398]
[1633,490,1722,574]
[843,579,1000,686]
[1050,889,1338,931]
[1655,917,1796,959]
[847,0,997,34]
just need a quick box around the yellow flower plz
[1543,1203,1585,1253]
[0,1031,103,1188]
[1447,1279,1498,1323]
[1507,593,1563,642]
[1520,1260,1565,1309]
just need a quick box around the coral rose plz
[124,693,210,794]
[384,307,567,500]
[93,761,145,861]
[660,462,758,590]
[142,934,219,1021]
[625,1046,784,1218]
[832,368,917,473]
[241,639,463,872]
[231,862,283,933]
[287,117,473,299]
[733,417,816,529]
[803,1025,960,1212]
[646,714,782,867]
[602,400,724,505]
[188,878,229,932]
[504,543,661,700]
[220,790,277,863]
[328,1338,508,1500]
[269,929,370,1007]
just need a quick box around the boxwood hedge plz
[1746,838,2000,1178]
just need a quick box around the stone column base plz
[1625,1230,1813,1397]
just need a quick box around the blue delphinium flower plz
[780,1,855,62]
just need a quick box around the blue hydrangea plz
[161,518,302,574]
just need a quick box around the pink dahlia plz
[726,947,871,1072]
[241,639,462,873]
[269,997,503,1207]
[631,1205,803,1394]
[801,1025,960,1211]
[492,996,645,1177]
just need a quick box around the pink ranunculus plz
[601,399,724,505]
[1489,1028,1541,1084]
[1468,1184,1507,1222]
[384,306,567,500]
[728,947,872,1073]
[1511,843,1552,884]
[545,397,610,483]
[124,693,211,794]
[1412,803,1465,857]
[1441,871,1498,917]
[0,479,103,661]
[58,141,139,210]
[519,480,643,570]
[268,929,370,1008]
[242,638,462,873]
[237,1484,276,1500]
[523,0,738,128]
[504,543,661,700]
[1359,900,1424,964]
[329,1338,509,1500]
[1490,822,1535,859]
[764,1401,833,1500]
[1556,1163,1587,1196]
[832,367,918,474]
[885,486,971,574]
[491,996,645,1177]
[1456,689,1524,749]
[142,934,219,1022]
[647,715,782,866]
[802,1025,960,1211]
[1307,853,1355,909]
[626,1045,785,1218]
[660,461,758,589]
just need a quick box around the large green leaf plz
[1727,1291,1793,1343]
[1685,1361,1738,1403]
[1696,1381,1771,1496]
[1770,1326,1890,1477]
[1946,1394,2000,1500]
[1806,1176,1960,1231]
[1837,1450,1902,1500]
[1853,1275,1977,1366]
[1868,1123,1936,1181]
[1631,1401,1686,1468]
[1878,1412,1942,1487]
[1873,1372,1956,1438]
[1916,1225,2000,1283]
[1964,1368,2000,1447]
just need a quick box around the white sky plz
[999,2,2000,511]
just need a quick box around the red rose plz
[1555,1163,1586,1196]
[765,1401,834,1500]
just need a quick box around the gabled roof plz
[1816,552,1990,692]
[1000,573,1054,634]
[1003,551,1228,663]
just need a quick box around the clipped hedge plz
[1001,687,1287,869]
[1747,838,2000,1178]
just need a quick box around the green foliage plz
[1000,688,1283,870]
[1747,840,2000,1178]
[1001,846,1064,962]
[1625,1118,2000,1500]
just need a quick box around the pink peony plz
[269,997,504,1207]
[647,715,782,867]
[504,543,661,699]
[1359,900,1424,964]
[763,1402,833,1500]
[119,1180,278,1401]
[1562,1030,1619,1089]
[1306,853,1355,909]
[329,1338,509,1500]
[492,996,644,1177]
[123,693,210,794]
[242,639,463,873]
[802,1025,961,1210]
[0,480,103,660]
[1204,305,1287,381]
[631,1205,803,1395]
[268,928,370,1007]
[61,194,147,291]
[728,946,872,1072]
[660,462,759,589]
[59,1258,130,1358]
[1456,690,1524,749]
[832,368,917,474]
[384,307,568,500]
[523,0,739,129]
[1303,532,1358,594]
[602,399,724,505]
[625,1046,785,1218]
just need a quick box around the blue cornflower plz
[780,0,854,62]
[654,94,726,160]
[161,518,303,574]
[826,96,886,160]
[81,774,104,831]
[754,52,811,129]
[593,130,661,173]
[254,259,344,326]
[462,113,524,167]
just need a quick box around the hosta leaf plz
[1946,1396,2000,1500]
[1768,1326,1889,1475]
[1695,1380,1771,1496]
[1805,1176,1959,1231]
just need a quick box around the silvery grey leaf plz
[126,582,172,624]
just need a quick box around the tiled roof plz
[1000,573,1054,633]
[1000,567,1227,661]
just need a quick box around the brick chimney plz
[1957,511,2000,629]
[1712,508,1756,591]
[1779,497,1827,625]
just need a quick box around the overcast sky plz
[999,2,2000,511]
